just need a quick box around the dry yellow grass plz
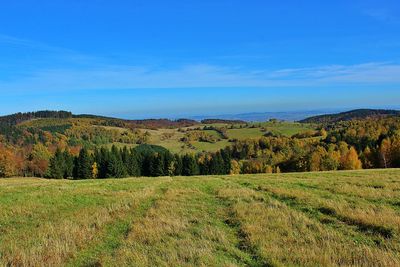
[0,169,399,266]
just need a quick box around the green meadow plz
[1,169,399,266]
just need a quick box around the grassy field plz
[1,169,399,266]
[146,122,315,153]
[19,118,315,154]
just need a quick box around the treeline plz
[47,144,232,179]
[2,116,400,179]
[224,137,363,174]
[201,119,246,124]
[300,109,400,124]
[126,118,198,130]
[0,111,72,126]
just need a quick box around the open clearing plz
[1,169,400,266]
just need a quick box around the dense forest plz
[1,110,400,178]
[300,109,400,124]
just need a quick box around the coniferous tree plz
[182,154,199,176]
[63,150,74,178]
[97,147,109,178]
[104,146,126,178]
[106,153,127,178]
[121,147,130,168]
[126,148,140,177]
[149,153,165,177]
[220,149,232,174]
[174,154,183,176]
[210,152,224,174]
[48,149,65,179]
[163,151,174,176]
[73,148,92,179]
[198,154,211,175]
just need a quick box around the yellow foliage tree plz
[92,162,99,179]
[0,146,16,177]
[342,147,362,170]
[230,159,241,175]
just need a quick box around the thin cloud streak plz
[0,62,400,92]
[363,9,399,24]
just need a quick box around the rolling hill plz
[299,109,400,123]
[0,110,314,154]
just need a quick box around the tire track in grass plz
[66,179,171,267]
[104,176,264,266]
[231,178,397,241]
[213,177,276,267]
[199,179,266,267]
[289,181,400,211]
[220,178,400,266]
[259,186,396,240]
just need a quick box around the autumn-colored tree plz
[265,165,273,173]
[379,138,392,168]
[275,166,281,173]
[92,162,99,179]
[309,146,327,172]
[230,159,241,175]
[342,147,362,170]
[27,143,51,177]
[360,146,374,169]
[0,145,17,177]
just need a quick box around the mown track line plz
[228,177,398,243]
[66,179,171,266]
[212,176,277,267]
[199,180,268,267]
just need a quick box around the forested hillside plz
[300,109,400,123]
[1,110,400,179]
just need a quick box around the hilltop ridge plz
[300,109,400,123]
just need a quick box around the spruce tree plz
[48,149,65,179]
[97,147,110,178]
[182,154,199,176]
[106,147,127,178]
[220,149,232,174]
[149,153,165,177]
[127,148,140,177]
[163,152,174,176]
[63,150,74,178]
[73,148,92,179]
[174,154,183,176]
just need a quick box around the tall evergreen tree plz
[126,148,140,177]
[149,153,165,177]
[73,148,92,179]
[210,152,225,174]
[174,154,183,176]
[182,154,199,176]
[97,147,110,178]
[163,152,174,176]
[63,150,74,178]
[220,149,232,174]
[48,149,65,179]
[106,146,127,178]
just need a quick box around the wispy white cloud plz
[0,33,102,66]
[363,8,399,23]
[0,62,400,92]
[0,34,71,53]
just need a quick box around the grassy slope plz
[18,118,314,154]
[0,169,400,266]
[135,122,314,153]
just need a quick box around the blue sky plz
[1,0,400,118]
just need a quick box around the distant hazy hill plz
[300,109,400,123]
[201,119,247,124]
[0,111,199,129]
[190,110,336,122]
